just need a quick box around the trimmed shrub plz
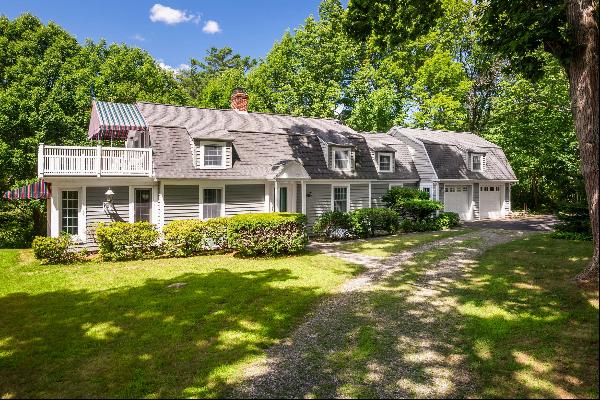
[349,208,400,238]
[382,187,429,207]
[95,222,160,261]
[397,198,444,220]
[162,217,229,256]
[435,212,460,229]
[382,187,443,221]
[312,211,354,240]
[227,213,307,256]
[400,212,461,233]
[32,234,84,264]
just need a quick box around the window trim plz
[377,152,394,173]
[198,141,227,170]
[60,189,81,239]
[199,185,225,220]
[133,187,153,223]
[331,146,352,172]
[471,153,484,172]
[331,184,350,212]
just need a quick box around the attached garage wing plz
[443,185,471,220]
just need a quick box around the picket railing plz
[38,144,152,177]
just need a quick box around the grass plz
[0,249,361,399]
[337,228,472,257]
[454,234,598,398]
[281,233,597,398]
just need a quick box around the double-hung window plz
[471,154,483,171]
[203,145,224,167]
[333,186,348,212]
[61,190,79,235]
[378,153,393,172]
[333,148,351,171]
[199,142,226,169]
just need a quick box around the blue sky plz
[1,1,329,70]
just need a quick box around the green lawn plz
[337,228,472,257]
[455,235,598,398]
[0,249,360,399]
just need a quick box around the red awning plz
[88,100,148,140]
[2,180,51,200]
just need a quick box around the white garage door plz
[444,185,471,220]
[479,185,503,219]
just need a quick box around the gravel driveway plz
[232,228,531,398]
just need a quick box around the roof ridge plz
[136,100,343,122]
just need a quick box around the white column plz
[128,186,135,223]
[368,181,372,208]
[264,181,272,212]
[79,187,87,242]
[38,143,44,178]
[50,188,60,238]
[151,184,159,225]
[301,181,307,214]
[96,145,102,177]
[158,181,165,229]
[274,180,279,212]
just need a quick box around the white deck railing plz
[38,144,152,177]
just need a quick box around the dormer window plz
[332,147,352,171]
[198,141,227,169]
[471,153,484,172]
[377,152,394,172]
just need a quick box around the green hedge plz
[32,234,84,264]
[227,212,307,256]
[400,212,460,232]
[382,187,444,220]
[349,208,400,238]
[162,217,229,257]
[95,222,160,261]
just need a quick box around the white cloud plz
[132,34,146,42]
[202,20,221,34]
[157,59,190,74]
[150,4,199,25]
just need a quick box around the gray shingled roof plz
[357,133,420,180]
[139,102,420,180]
[396,128,517,180]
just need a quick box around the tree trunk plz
[566,0,599,281]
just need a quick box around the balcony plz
[38,144,152,177]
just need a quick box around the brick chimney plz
[230,87,249,112]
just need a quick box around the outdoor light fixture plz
[103,188,116,214]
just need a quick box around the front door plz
[279,187,288,212]
[134,188,152,222]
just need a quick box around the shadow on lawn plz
[0,267,332,398]
[230,235,598,399]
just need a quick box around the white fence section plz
[39,145,152,177]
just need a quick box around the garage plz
[479,185,503,219]
[443,185,471,220]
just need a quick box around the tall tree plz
[248,0,360,117]
[484,54,583,210]
[478,0,598,280]
[178,47,255,102]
